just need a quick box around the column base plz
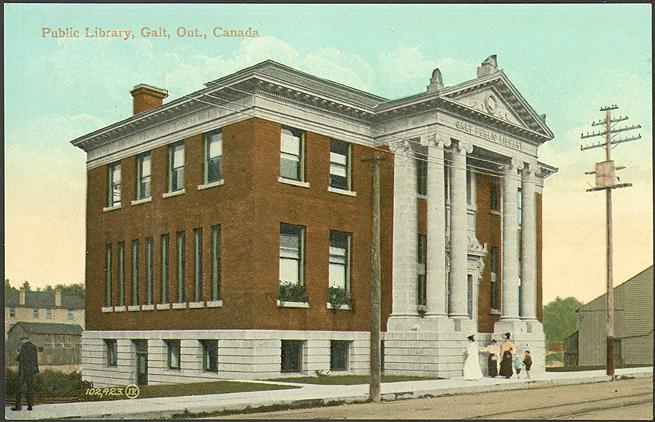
[386,314,421,332]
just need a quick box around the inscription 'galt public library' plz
[71,54,556,386]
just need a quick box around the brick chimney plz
[130,84,168,115]
[55,288,62,307]
[19,288,26,305]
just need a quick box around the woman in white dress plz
[463,335,483,380]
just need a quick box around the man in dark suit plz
[12,334,39,411]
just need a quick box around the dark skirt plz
[487,354,498,377]
[499,351,513,378]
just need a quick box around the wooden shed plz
[6,322,83,366]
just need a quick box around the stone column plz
[426,134,451,317]
[501,158,523,321]
[391,140,418,316]
[448,140,472,319]
[520,165,538,320]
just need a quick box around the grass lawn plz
[545,351,564,365]
[547,364,653,372]
[269,374,442,385]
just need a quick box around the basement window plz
[330,340,350,371]
[281,340,304,373]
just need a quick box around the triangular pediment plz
[441,72,553,139]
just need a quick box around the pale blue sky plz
[4,4,652,303]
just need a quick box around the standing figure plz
[498,332,516,379]
[12,334,40,411]
[513,352,523,378]
[463,335,483,380]
[479,339,500,377]
[522,350,533,379]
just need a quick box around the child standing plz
[513,353,523,378]
[522,350,533,379]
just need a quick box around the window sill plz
[198,180,224,190]
[103,205,122,213]
[277,300,309,308]
[172,303,187,309]
[490,309,501,315]
[207,300,223,308]
[131,197,152,206]
[114,306,126,312]
[326,303,352,310]
[163,189,186,199]
[278,177,310,189]
[189,301,204,309]
[127,305,141,312]
[156,304,171,310]
[489,210,501,216]
[141,304,155,311]
[328,186,357,197]
[101,307,113,313]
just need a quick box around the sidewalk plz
[5,367,652,420]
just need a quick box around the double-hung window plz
[204,130,222,184]
[67,308,74,320]
[160,234,169,304]
[177,231,185,303]
[131,239,139,306]
[329,231,350,291]
[105,340,118,367]
[417,234,427,306]
[329,139,351,190]
[145,237,153,305]
[168,141,185,192]
[211,225,221,301]
[118,242,125,306]
[280,127,304,181]
[166,340,181,370]
[490,246,499,310]
[201,340,218,372]
[136,152,152,200]
[108,162,121,207]
[104,244,112,307]
[279,224,304,286]
[416,158,427,196]
[194,228,203,302]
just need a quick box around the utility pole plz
[580,105,641,378]
[363,151,385,402]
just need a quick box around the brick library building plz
[72,55,556,387]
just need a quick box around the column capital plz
[499,157,524,173]
[428,133,452,149]
[389,139,412,153]
[452,140,473,154]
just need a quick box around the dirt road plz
[217,377,653,420]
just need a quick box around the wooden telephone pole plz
[580,105,641,377]
[363,151,385,402]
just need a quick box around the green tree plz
[543,296,583,350]
[5,279,18,293]
[54,283,85,299]
[21,280,32,291]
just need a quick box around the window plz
[108,161,121,207]
[118,242,125,306]
[490,246,499,310]
[105,339,118,367]
[281,340,303,373]
[194,228,202,302]
[67,308,74,320]
[166,340,181,370]
[490,176,500,211]
[136,152,152,200]
[467,274,473,318]
[416,158,427,196]
[445,165,450,202]
[204,130,223,184]
[45,308,52,319]
[168,141,185,192]
[32,308,38,318]
[417,234,427,306]
[177,231,185,303]
[330,139,351,190]
[131,239,139,306]
[279,224,304,286]
[161,234,169,304]
[330,340,350,371]
[9,307,15,317]
[329,231,351,290]
[146,237,153,305]
[105,244,112,307]
[517,188,522,226]
[466,168,475,206]
[280,127,304,181]
[201,340,218,372]
[211,225,221,301]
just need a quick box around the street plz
[217,377,653,420]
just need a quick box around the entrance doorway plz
[133,340,148,385]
